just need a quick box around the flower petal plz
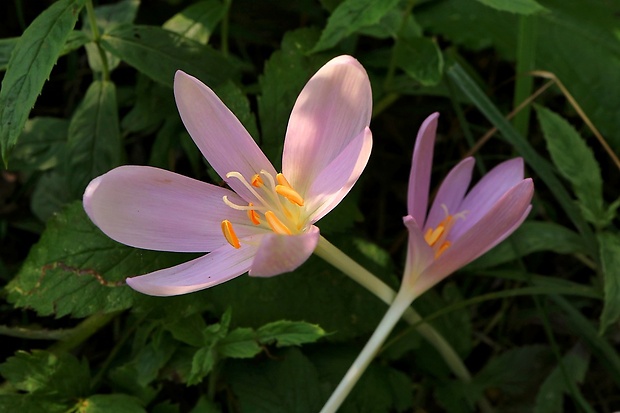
[282,55,372,196]
[83,165,250,252]
[451,158,525,239]
[304,127,372,223]
[416,178,534,294]
[249,226,320,277]
[407,113,440,226]
[402,215,435,287]
[125,243,258,296]
[425,157,475,230]
[174,71,276,200]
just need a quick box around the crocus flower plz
[83,55,372,296]
[320,112,533,413]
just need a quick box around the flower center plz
[424,205,466,258]
[220,170,306,248]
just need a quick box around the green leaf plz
[0,0,87,163]
[218,327,261,359]
[536,105,607,227]
[394,36,444,86]
[257,28,325,168]
[121,75,175,135]
[0,395,67,413]
[5,202,186,318]
[100,24,238,88]
[257,320,326,347]
[311,0,401,52]
[226,348,325,413]
[476,0,546,14]
[163,0,226,44]
[214,81,259,139]
[9,117,68,172]
[77,394,146,413]
[598,232,620,335]
[0,37,18,71]
[467,221,586,269]
[66,80,121,197]
[30,170,72,222]
[84,0,141,72]
[164,313,208,347]
[534,345,589,413]
[0,350,89,397]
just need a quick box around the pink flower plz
[404,112,534,296]
[83,55,372,296]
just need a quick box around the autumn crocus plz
[83,55,372,296]
[320,113,533,412]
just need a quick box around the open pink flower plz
[404,112,533,296]
[83,55,372,296]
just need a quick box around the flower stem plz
[320,286,418,413]
[85,0,110,81]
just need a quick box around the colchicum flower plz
[83,55,372,296]
[320,112,534,413]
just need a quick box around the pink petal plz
[83,165,250,252]
[407,113,440,227]
[416,179,534,294]
[425,157,475,230]
[174,71,276,200]
[249,226,320,277]
[282,55,372,196]
[125,243,259,296]
[451,158,525,239]
[402,215,435,287]
[304,127,372,223]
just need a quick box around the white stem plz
[320,286,418,413]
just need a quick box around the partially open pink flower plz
[404,112,533,296]
[83,55,372,296]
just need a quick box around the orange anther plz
[251,174,263,187]
[221,220,241,248]
[247,203,261,225]
[275,185,304,206]
[276,173,292,188]
[265,211,292,235]
[435,241,451,258]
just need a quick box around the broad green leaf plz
[536,105,607,227]
[358,10,422,39]
[121,75,175,135]
[476,0,546,14]
[394,36,444,86]
[258,28,324,168]
[534,345,589,413]
[0,37,18,71]
[189,396,221,413]
[100,24,238,87]
[66,80,121,197]
[0,0,87,163]
[76,394,146,413]
[214,81,259,140]
[218,327,261,359]
[0,350,89,397]
[0,395,67,413]
[188,346,217,385]
[227,348,325,413]
[5,202,186,318]
[163,0,226,44]
[311,0,401,52]
[84,0,141,72]
[30,170,72,222]
[467,221,586,269]
[257,320,326,347]
[598,232,620,335]
[164,313,208,347]
[9,117,68,172]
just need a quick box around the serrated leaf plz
[394,35,444,86]
[66,80,121,197]
[476,0,546,14]
[0,395,68,413]
[9,117,68,172]
[214,81,259,139]
[5,202,186,318]
[164,313,208,347]
[0,350,90,397]
[218,327,261,359]
[257,320,326,347]
[188,346,217,385]
[257,28,325,168]
[100,24,238,88]
[77,394,146,413]
[536,105,606,227]
[311,0,401,52]
[598,232,620,335]
[163,0,226,44]
[0,0,86,163]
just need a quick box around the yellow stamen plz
[221,220,241,249]
[247,203,261,225]
[436,241,451,258]
[265,211,292,235]
[276,173,292,188]
[424,225,444,246]
[251,174,263,187]
[275,185,304,206]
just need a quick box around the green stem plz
[320,286,418,412]
[48,311,121,353]
[512,15,537,136]
[221,0,232,57]
[85,0,110,80]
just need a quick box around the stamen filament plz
[223,196,265,212]
[226,172,270,207]
[221,220,241,249]
[265,211,292,235]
